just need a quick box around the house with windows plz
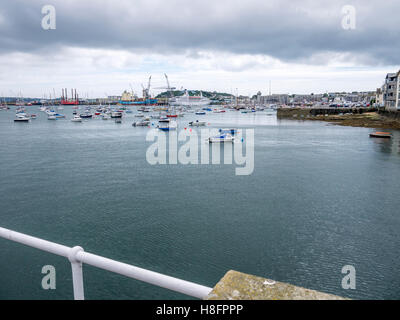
[382,71,400,111]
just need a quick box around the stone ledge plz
[206,270,348,300]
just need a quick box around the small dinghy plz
[189,120,206,127]
[369,132,392,139]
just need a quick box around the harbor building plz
[383,70,400,111]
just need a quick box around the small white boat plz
[102,114,110,120]
[208,133,234,143]
[189,120,206,127]
[14,114,30,122]
[195,111,206,115]
[132,119,150,127]
[71,115,83,122]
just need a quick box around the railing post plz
[68,246,85,300]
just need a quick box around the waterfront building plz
[383,70,400,111]
[376,88,384,107]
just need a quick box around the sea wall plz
[379,110,400,120]
[277,107,377,119]
[206,270,347,300]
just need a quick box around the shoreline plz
[277,109,400,130]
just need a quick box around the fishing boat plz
[158,119,177,131]
[369,132,392,139]
[189,120,206,127]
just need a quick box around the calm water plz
[0,107,399,300]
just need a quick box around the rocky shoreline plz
[277,108,400,130]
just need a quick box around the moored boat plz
[189,120,206,127]
[369,132,392,139]
[208,133,234,143]
[71,115,83,122]
[158,118,177,131]
[14,114,30,122]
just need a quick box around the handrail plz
[0,226,213,300]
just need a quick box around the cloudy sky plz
[0,0,399,98]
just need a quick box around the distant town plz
[1,70,399,113]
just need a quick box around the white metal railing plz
[0,226,213,300]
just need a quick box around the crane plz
[153,74,176,98]
[141,76,152,99]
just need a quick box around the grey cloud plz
[0,0,399,66]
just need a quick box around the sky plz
[0,0,399,98]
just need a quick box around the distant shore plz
[277,108,400,130]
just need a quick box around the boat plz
[195,110,206,115]
[369,132,392,139]
[111,111,123,118]
[208,133,234,143]
[219,128,239,136]
[30,114,37,119]
[14,114,30,122]
[115,119,122,124]
[71,115,83,122]
[80,112,93,119]
[102,114,110,120]
[169,90,211,107]
[132,118,150,127]
[189,120,206,127]
[158,119,177,131]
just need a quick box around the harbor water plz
[0,108,399,299]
